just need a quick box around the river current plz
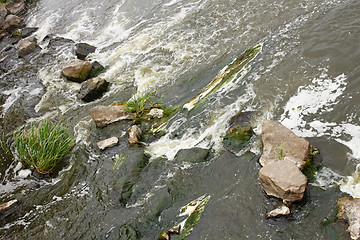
[1,0,360,239]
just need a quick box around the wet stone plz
[337,197,360,240]
[78,77,109,102]
[62,60,92,82]
[75,42,96,60]
[4,14,23,33]
[174,147,210,164]
[88,61,105,79]
[20,27,38,38]
[18,40,40,58]
[89,105,136,127]
[223,125,254,152]
[0,199,19,220]
[259,159,307,202]
[128,125,142,144]
[266,204,291,218]
[97,136,119,150]
[259,120,311,169]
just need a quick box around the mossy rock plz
[223,125,253,152]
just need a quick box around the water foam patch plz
[340,165,360,198]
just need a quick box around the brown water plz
[1,0,360,239]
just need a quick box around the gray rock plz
[18,40,40,57]
[5,0,25,15]
[259,120,311,169]
[75,42,96,60]
[174,147,209,164]
[148,108,164,119]
[62,60,92,82]
[89,105,136,127]
[97,137,119,150]
[20,27,38,38]
[266,204,291,218]
[128,125,142,144]
[4,14,23,33]
[0,5,7,20]
[78,77,109,102]
[0,199,19,220]
[337,198,360,240]
[259,159,307,202]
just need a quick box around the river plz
[1,0,360,239]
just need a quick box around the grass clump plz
[13,119,75,175]
[125,89,162,115]
[113,153,127,171]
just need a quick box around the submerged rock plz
[62,60,92,82]
[89,105,136,127]
[0,199,19,220]
[128,125,142,144]
[259,120,311,169]
[259,159,307,202]
[97,136,119,150]
[88,61,105,79]
[78,77,109,102]
[174,147,209,164]
[337,197,360,240]
[20,27,38,38]
[266,204,291,218]
[75,42,96,60]
[18,39,40,57]
[223,125,253,152]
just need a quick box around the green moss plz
[223,125,253,150]
[302,147,321,181]
[11,29,22,37]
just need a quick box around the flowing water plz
[1,0,360,239]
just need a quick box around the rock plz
[4,14,23,33]
[0,5,7,20]
[62,60,92,82]
[88,61,105,78]
[20,27,38,38]
[78,77,109,102]
[128,125,142,144]
[0,199,19,220]
[18,40,40,57]
[97,137,119,150]
[75,42,96,60]
[337,197,360,240]
[223,125,254,152]
[259,120,311,169]
[18,169,31,178]
[174,147,209,164]
[259,159,307,202]
[148,108,164,119]
[266,204,291,218]
[5,0,25,15]
[228,111,254,127]
[89,105,136,127]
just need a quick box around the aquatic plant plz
[13,119,75,175]
[113,153,127,171]
[0,134,13,157]
[125,89,162,115]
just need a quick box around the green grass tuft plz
[125,89,162,114]
[13,119,75,175]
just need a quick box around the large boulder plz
[337,198,360,240]
[18,40,40,57]
[5,0,25,15]
[0,5,7,20]
[78,77,109,102]
[75,42,96,60]
[259,159,307,202]
[89,105,136,127]
[62,60,92,82]
[259,120,311,169]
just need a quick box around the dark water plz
[1,0,360,239]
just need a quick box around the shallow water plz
[1,0,360,239]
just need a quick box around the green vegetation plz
[13,119,75,175]
[274,144,286,161]
[125,89,162,115]
[113,153,127,171]
[0,134,12,156]
[11,29,22,37]
[0,0,10,5]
